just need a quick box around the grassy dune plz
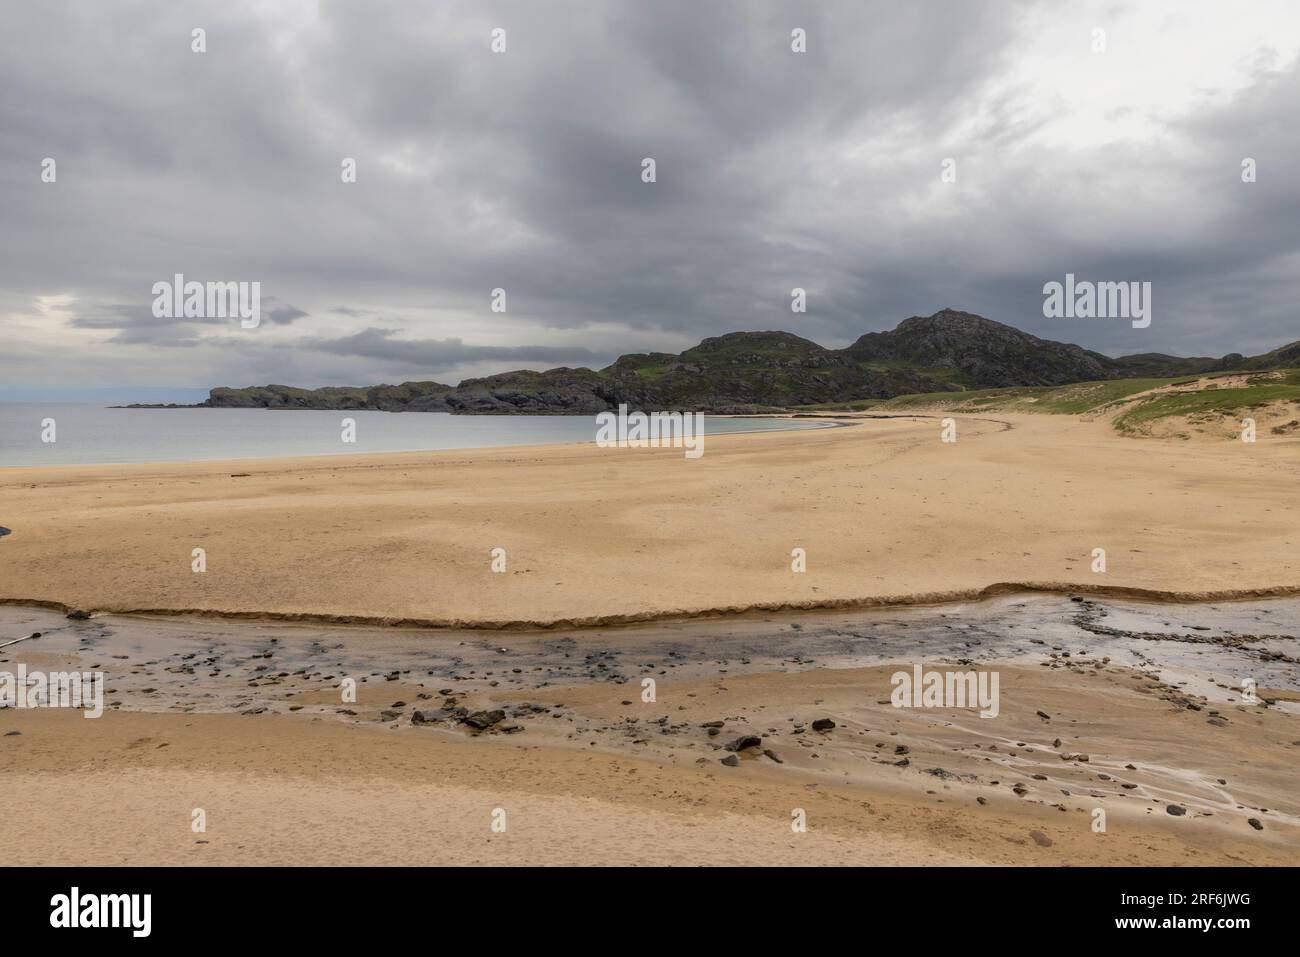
[800,369,1300,434]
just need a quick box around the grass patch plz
[1114,372,1300,432]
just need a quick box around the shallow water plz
[2,594,1296,716]
[0,403,830,466]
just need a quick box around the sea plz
[0,403,830,467]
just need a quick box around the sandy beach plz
[1,413,1298,627]
[2,594,1297,866]
[2,414,1298,866]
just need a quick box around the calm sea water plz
[0,403,830,467]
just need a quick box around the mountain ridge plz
[189,309,1300,414]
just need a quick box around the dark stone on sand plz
[4,731,21,736]
[725,735,762,752]
[462,709,506,730]
[0,526,11,537]
[1166,804,1187,816]
[1248,818,1264,831]
[1029,830,1053,847]
[411,710,434,725]
[763,748,783,764]
[1036,711,1051,721]
[66,610,91,620]
[720,754,740,767]
[811,717,836,732]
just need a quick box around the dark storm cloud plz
[1,0,1298,394]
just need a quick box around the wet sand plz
[3,595,1296,866]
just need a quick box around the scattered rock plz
[461,709,506,730]
[725,735,762,752]
[763,749,783,764]
[1166,804,1187,816]
[720,754,740,767]
[1029,830,1053,847]
[811,717,836,732]
[66,610,91,620]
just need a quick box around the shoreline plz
[6,579,1300,633]
[0,408,848,471]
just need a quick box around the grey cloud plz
[308,327,603,371]
[1,1,1298,395]
[265,301,308,325]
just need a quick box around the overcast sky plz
[2,0,1299,400]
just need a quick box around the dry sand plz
[1,413,1297,627]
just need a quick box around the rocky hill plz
[195,309,1300,413]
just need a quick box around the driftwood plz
[0,632,42,651]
